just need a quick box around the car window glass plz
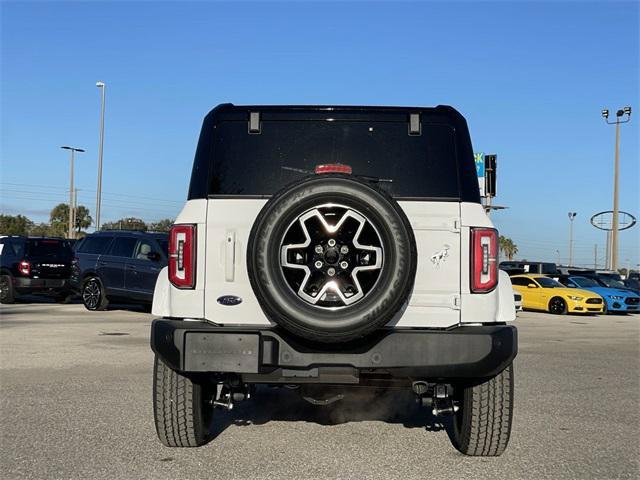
[107,237,138,258]
[573,277,599,288]
[536,277,562,288]
[157,240,168,257]
[26,239,73,258]
[134,240,154,261]
[79,236,113,255]
[10,240,24,257]
[210,121,460,198]
[511,277,528,286]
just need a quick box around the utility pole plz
[594,244,598,270]
[568,212,577,267]
[605,231,611,270]
[72,189,80,238]
[60,146,85,239]
[601,107,632,270]
[96,81,106,231]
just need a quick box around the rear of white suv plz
[151,104,517,455]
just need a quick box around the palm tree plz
[499,236,519,260]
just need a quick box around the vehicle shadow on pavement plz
[210,386,447,436]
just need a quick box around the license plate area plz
[184,332,260,372]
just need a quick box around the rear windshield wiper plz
[281,166,393,184]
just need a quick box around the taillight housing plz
[470,228,498,293]
[169,224,196,289]
[19,260,31,276]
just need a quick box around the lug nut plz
[340,261,348,269]
[327,267,336,276]
[315,245,323,254]
[328,239,336,247]
[314,261,323,269]
[340,245,349,254]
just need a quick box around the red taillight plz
[169,224,196,289]
[470,228,498,293]
[19,261,31,276]
[314,164,352,175]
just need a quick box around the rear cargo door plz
[204,198,273,326]
[395,201,461,328]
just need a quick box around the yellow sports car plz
[510,274,604,314]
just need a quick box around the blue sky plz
[1,1,638,268]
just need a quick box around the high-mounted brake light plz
[470,228,498,293]
[314,164,352,175]
[19,260,31,276]
[169,224,196,289]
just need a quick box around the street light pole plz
[95,81,106,231]
[61,146,85,239]
[568,212,577,267]
[602,107,632,271]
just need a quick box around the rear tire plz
[81,277,109,311]
[153,355,213,447]
[0,275,15,304]
[449,363,514,456]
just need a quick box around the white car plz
[150,104,517,456]
[513,288,523,311]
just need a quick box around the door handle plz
[98,261,107,266]
[127,265,136,270]
[225,230,236,282]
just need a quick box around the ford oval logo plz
[217,295,243,306]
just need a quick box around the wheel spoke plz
[280,204,383,308]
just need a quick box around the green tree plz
[0,214,34,235]
[148,218,174,232]
[101,217,148,231]
[28,223,53,236]
[49,203,93,236]
[499,236,519,261]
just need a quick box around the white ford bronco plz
[151,104,517,456]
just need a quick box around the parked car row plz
[509,273,640,315]
[0,231,168,310]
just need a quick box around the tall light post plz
[601,106,632,270]
[95,81,106,231]
[568,212,577,267]
[61,146,85,239]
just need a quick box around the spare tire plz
[247,174,417,343]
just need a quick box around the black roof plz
[90,230,168,238]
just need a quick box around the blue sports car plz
[557,275,640,314]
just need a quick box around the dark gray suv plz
[71,230,168,310]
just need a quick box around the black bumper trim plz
[151,320,517,380]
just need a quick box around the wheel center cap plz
[324,247,340,265]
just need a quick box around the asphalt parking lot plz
[1,302,638,480]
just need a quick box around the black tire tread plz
[0,274,15,304]
[153,355,210,447]
[452,364,514,456]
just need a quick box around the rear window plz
[78,236,113,255]
[209,121,459,198]
[26,239,72,258]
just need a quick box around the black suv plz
[0,236,74,303]
[71,230,168,311]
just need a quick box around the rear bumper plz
[13,277,70,294]
[151,319,517,383]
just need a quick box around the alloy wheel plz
[83,280,101,310]
[280,203,384,309]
